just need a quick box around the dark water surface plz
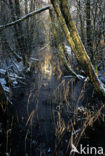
[1,48,105,156]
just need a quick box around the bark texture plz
[49,9,80,80]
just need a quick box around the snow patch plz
[0,78,6,85]
[30,57,39,62]
[78,75,85,80]
[0,69,6,75]
[0,78,10,93]
[72,129,81,136]
[65,45,72,56]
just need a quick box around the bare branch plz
[0,6,50,31]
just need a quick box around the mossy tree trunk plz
[51,0,105,101]
[49,9,80,80]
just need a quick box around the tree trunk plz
[9,0,26,65]
[51,0,105,101]
[77,0,85,45]
[86,0,93,61]
[0,4,50,65]
[49,9,80,80]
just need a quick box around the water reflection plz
[41,53,52,81]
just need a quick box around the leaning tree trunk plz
[51,0,105,101]
[49,9,80,80]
